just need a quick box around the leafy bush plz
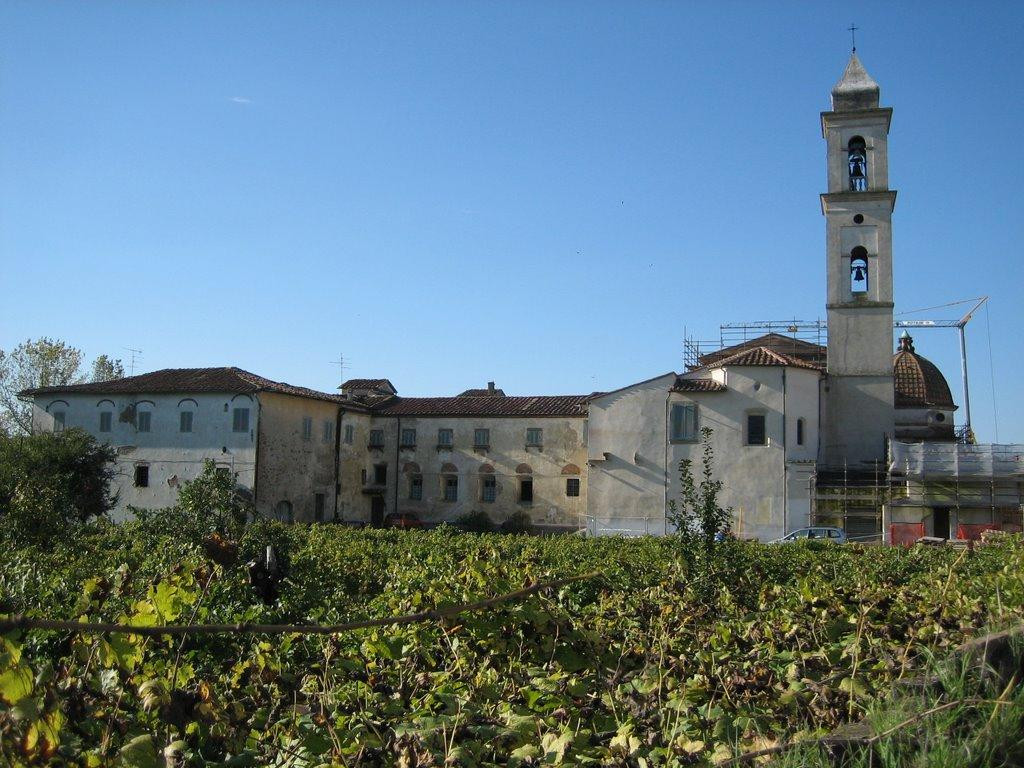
[133,459,252,541]
[2,526,1024,765]
[454,509,495,532]
[500,509,535,533]
[0,428,116,544]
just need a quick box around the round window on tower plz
[934,413,946,423]
[853,214,864,224]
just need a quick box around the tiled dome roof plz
[893,334,955,409]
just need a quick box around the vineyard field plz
[2,522,1024,766]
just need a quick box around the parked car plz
[384,512,425,530]
[772,526,846,544]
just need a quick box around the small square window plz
[746,413,767,446]
[134,465,149,487]
[670,403,698,442]
[137,411,152,433]
[401,428,416,448]
[323,420,334,443]
[473,428,490,448]
[369,429,385,448]
[519,478,533,504]
[409,475,423,500]
[437,428,453,447]
[180,411,193,433]
[481,475,497,503]
[443,475,458,502]
[232,407,249,433]
[302,416,313,440]
[99,411,112,433]
[526,428,543,447]
[566,478,580,497]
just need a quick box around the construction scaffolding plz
[683,320,827,370]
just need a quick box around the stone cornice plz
[820,107,893,136]
[820,190,897,214]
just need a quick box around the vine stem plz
[0,572,600,637]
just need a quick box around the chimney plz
[487,381,495,395]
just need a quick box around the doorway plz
[371,496,385,528]
[933,507,950,539]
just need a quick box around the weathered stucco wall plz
[586,373,676,536]
[336,409,373,523]
[254,393,340,522]
[352,414,588,528]
[32,392,257,520]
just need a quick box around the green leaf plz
[117,734,160,768]
[0,665,33,705]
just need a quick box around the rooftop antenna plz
[848,23,858,52]
[124,347,142,376]
[329,352,349,386]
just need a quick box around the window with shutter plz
[232,407,249,433]
[99,411,112,433]
[180,411,193,433]
[670,403,698,442]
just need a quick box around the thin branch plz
[0,571,599,637]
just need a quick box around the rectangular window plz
[409,474,423,500]
[374,464,387,485]
[473,428,490,449]
[314,493,325,522]
[344,424,354,444]
[134,464,149,488]
[796,418,805,446]
[670,403,699,442]
[443,475,458,502]
[179,411,193,433]
[52,411,66,432]
[526,428,543,447]
[323,420,334,443]
[519,478,533,504]
[437,428,453,447]
[302,416,313,441]
[137,411,151,433]
[232,407,249,433]
[361,468,367,485]
[369,429,384,448]
[747,413,767,446]
[401,428,416,448]
[566,478,580,497]
[99,411,112,433]
[481,475,497,503]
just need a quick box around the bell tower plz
[820,52,896,467]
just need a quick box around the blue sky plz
[2,2,1022,442]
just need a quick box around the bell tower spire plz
[820,51,896,467]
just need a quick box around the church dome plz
[893,333,955,409]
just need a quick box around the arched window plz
[850,246,869,294]
[848,136,867,191]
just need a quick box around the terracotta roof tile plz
[457,388,506,397]
[21,367,354,407]
[697,333,827,369]
[372,395,588,418]
[705,346,824,371]
[340,378,396,394]
[893,337,956,409]
[671,378,727,392]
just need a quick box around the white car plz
[772,526,847,544]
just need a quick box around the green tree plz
[90,354,125,382]
[0,428,117,544]
[134,460,252,539]
[0,338,83,433]
[666,426,733,549]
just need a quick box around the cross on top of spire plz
[849,23,858,52]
